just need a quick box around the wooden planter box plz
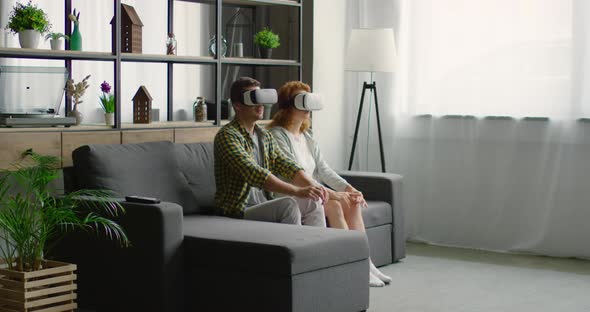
[0,260,77,312]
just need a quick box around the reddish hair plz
[268,81,311,132]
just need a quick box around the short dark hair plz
[230,77,261,105]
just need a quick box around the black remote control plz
[125,195,161,204]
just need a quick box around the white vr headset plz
[290,92,323,111]
[242,89,278,106]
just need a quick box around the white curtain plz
[347,0,590,258]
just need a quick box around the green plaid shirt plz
[214,119,303,218]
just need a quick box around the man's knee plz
[310,199,324,212]
[281,197,301,219]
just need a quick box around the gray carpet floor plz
[369,243,590,312]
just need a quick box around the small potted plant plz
[45,32,69,50]
[99,81,116,126]
[0,150,129,310]
[254,27,280,59]
[5,1,51,49]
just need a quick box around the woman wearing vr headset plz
[268,81,392,287]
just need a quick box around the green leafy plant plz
[44,32,69,41]
[5,1,51,34]
[254,27,280,49]
[0,150,129,272]
[99,81,115,113]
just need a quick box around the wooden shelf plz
[121,121,216,129]
[222,57,300,66]
[121,53,216,64]
[0,47,115,61]
[0,124,114,133]
[177,0,301,7]
[120,54,299,66]
[223,0,301,7]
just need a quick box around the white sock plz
[369,272,385,287]
[370,260,392,284]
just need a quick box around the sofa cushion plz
[362,201,392,228]
[174,142,216,214]
[182,215,369,276]
[72,141,199,214]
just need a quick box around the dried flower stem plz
[66,75,91,110]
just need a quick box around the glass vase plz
[70,24,82,51]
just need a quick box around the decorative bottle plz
[70,24,82,51]
[166,33,177,55]
[194,97,207,122]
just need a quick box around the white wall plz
[312,0,349,170]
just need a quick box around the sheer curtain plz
[347,0,590,258]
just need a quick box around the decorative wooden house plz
[110,4,143,53]
[133,86,152,124]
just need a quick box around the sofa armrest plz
[52,199,184,312]
[338,171,405,261]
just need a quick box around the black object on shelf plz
[206,99,232,120]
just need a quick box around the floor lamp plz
[345,28,396,173]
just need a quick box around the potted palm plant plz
[0,150,129,311]
[5,1,51,49]
[254,27,280,59]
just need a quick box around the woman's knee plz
[325,200,344,218]
[342,200,360,217]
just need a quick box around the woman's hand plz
[344,185,368,208]
[330,191,360,210]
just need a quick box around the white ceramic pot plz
[18,30,40,49]
[104,112,114,126]
[50,38,63,50]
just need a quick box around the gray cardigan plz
[270,126,350,192]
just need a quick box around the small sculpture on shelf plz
[166,33,177,55]
[208,35,227,57]
[133,86,152,124]
[110,4,143,53]
[193,97,206,122]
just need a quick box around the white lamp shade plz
[345,28,397,73]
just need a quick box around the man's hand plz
[294,184,328,202]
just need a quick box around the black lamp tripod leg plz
[373,82,386,173]
[348,82,368,170]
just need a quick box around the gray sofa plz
[55,140,404,312]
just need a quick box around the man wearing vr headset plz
[214,77,328,225]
